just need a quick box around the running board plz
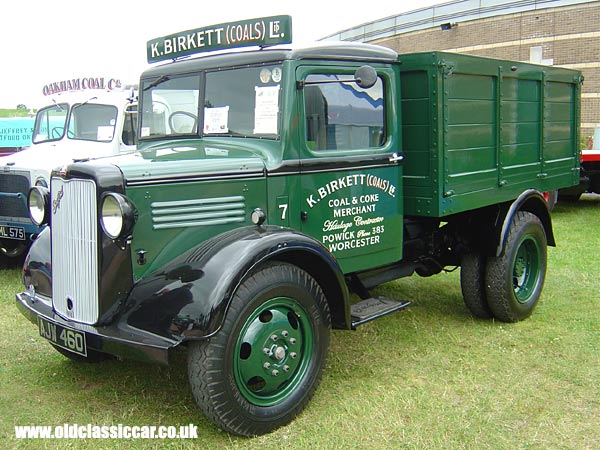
[350,296,410,329]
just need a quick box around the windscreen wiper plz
[143,75,170,91]
[72,97,98,110]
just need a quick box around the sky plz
[1,0,441,109]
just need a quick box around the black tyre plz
[51,344,113,363]
[0,252,10,269]
[0,240,28,268]
[558,191,582,202]
[460,253,493,319]
[187,262,331,436]
[590,175,600,194]
[545,190,558,211]
[485,212,547,322]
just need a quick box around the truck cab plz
[0,88,137,263]
[16,16,581,437]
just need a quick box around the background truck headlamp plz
[100,193,136,240]
[28,186,50,226]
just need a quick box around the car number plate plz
[0,225,25,240]
[38,317,87,357]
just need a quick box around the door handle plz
[389,153,404,163]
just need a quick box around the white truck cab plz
[0,87,137,263]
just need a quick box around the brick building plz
[326,0,600,137]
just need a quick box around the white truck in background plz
[0,83,137,265]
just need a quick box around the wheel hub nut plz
[274,346,286,361]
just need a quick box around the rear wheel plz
[590,175,600,194]
[558,191,582,202]
[544,190,558,211]
[485,212,547,322]
[187,262,330,436]
[460,253,493,319]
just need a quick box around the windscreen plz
[32,102,120,143]
[140,75,201,139]
[32,104,68,143]
[204,64,281,137]
[68,103,118,142]
[139,64,282,140]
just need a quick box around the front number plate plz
[38,317,87,357]
[0,225,25,240]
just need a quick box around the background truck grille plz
[51,177,99,324]
[0,171,30,219]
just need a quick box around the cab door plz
[296,64,403,274]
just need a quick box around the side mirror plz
[354,65,378,89]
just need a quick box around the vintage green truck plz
[17,16,581,436]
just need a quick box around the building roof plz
[322,0,596,42]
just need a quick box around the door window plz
[303,74,385,151]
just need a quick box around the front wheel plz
[1,239,28,256]
[485,212,547,322]
[187,262,331,436]
[0,240,28,268]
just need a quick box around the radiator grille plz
[151,196,245,230]
[0,171,30,219]
[51,177,99,324]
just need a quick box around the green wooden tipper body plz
[399,51,582,218]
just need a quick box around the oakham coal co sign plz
[42,77,123,96]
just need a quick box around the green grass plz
[1,196,598,449]
[0,109,33,118]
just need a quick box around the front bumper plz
[16,291,180,365]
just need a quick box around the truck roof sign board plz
[147,15,292,64]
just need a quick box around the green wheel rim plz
[233,297,314,406]
[512,235,541,303]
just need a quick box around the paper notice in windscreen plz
[97,126,114,141]
[254,86,279,134]
[204,106,229,134]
